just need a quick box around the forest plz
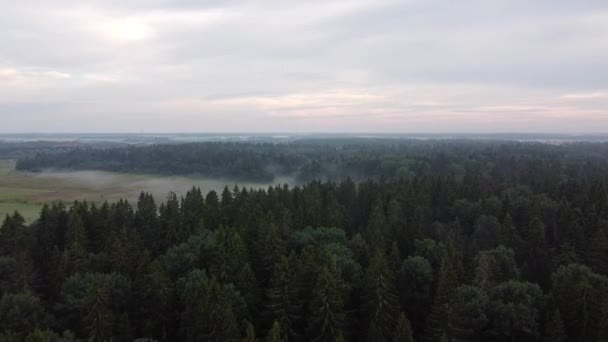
[2,140,608,341]
[16,139,608,182]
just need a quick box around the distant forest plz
[16,139,608,182]
[3,140,608,341]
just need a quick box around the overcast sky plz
[1,0,608,133]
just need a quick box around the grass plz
[0,202,43,223]
[0,160,293,222]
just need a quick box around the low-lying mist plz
[30,169,296,204]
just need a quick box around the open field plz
[0,160,293,222]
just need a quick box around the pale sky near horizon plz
[1,0,608,133]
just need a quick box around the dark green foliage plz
[393,313,414,342]
[17,143,303,182]
[599,298,608,342]
[588,227,608,275]
[486,281,544,340]
[24,329,76,342]
[472,246,518,289]
[448,285,489,342]
[57,272,131,341]
[0,212,28,256]
[244,321,258,342]
[135,192,161,254]
[471,215,502,254]
[423,256,457,342]
[268,320,283,342]
[264,255,301,341]
[552,264,608,342]
[6,140,608,341]
[399,256,433,334]
[364,249,399,341]
[307,264,346,342]
[179,269,240,342]
[544,309,566,342]
[0,292,49,333]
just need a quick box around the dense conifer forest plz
[4,140,608,341]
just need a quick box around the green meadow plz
[0,160,292,222]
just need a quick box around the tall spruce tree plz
[364,249,399,342]
[393,313,415,342]
[307,264,346,342]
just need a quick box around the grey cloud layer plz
[1,0,608,132]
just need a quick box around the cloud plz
[1,0,608,133]
[563,92,608,100]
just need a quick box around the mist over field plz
[0,159,295,221]
[32,169,295,201]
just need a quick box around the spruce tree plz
[268,321,283,342]
[366,202,387,249]
[159,192,181,247]
[364,249,399,342]
[264,255,301,341]
[307,264,346,342]
[544,309,566,342]
[598,299,608,342]
[424,255,457,342]
[85,277,113,342]
[393,313,415,342]
[588,228,608,275]
[134,192,160,254]
[244,321,258,342]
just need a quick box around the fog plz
[27,169,295,204]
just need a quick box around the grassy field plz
[0,160,293,222]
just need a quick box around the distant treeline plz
[16,139,608,182]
